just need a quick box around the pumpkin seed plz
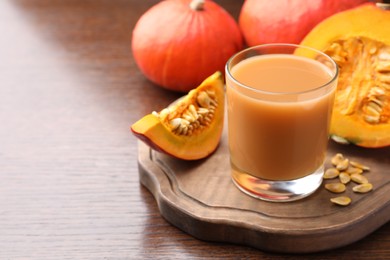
[197,91,212,108]
[369,85,386,96]
[159,108,171,121]
[382,82,390,90]
[367,102,383,113]
[369,46,378,55]
[323,168,340,179]
[180,118,190,126]
[206,90,216,98]
[368,95,385,107]
[378,73,390,84]
[350,161,370,171]
[350,173,369,184]
[332,55,346,64]
[169,118,182,130]
[331,153,344,166]
[376,61,390,72]
[336,158,349,171]
[178,125,187,135]
[366,102,382,116]
[183,112,195,122]
[378,50,390,61]
[325,183,346,193]
[364,115,380,124]
[330,196,352,206]
[188,104,198,119]
[339,172,351,184]
[345,166,363,175]
[197,107,209,115]
[196,91,217,109]
[330,135,350,145]
[353,183,373,193]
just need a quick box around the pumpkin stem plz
[190,0,205,11]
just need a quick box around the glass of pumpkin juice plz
[225,44,338,202]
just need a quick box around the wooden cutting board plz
[137,126,390,253]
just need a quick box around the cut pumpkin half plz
[301,3,390,148]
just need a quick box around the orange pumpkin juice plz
[226,54,337,182]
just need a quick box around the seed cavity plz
[323,37,389,126]
[157,90,219,136]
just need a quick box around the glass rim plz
[225,43,339,96]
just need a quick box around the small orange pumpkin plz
[132,0,243,92]
[239,0,368,46]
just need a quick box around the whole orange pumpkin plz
[132,0,243,92]
[239,0,368,46]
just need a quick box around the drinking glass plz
[225,44,338,202]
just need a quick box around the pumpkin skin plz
[131,71,225,160]
[239,0,368,47]
[132,0,243,92]
[300,3,390,148]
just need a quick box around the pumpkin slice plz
[131,71,225,160]
[300,3,390,148]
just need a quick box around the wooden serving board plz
[137,126,390,253]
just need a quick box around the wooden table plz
[1,0,389,259]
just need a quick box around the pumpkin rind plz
[131,72,225,160]
[300,3,390,148]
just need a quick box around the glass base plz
[231,165,324,202]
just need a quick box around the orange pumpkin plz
[132,0,243,92]
[239,0,368,46]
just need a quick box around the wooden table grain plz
[0,0,389,259]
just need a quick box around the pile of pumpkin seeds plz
[323,153,373,206]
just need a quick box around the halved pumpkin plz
[131,71,225,160]
[300,3,390,148]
